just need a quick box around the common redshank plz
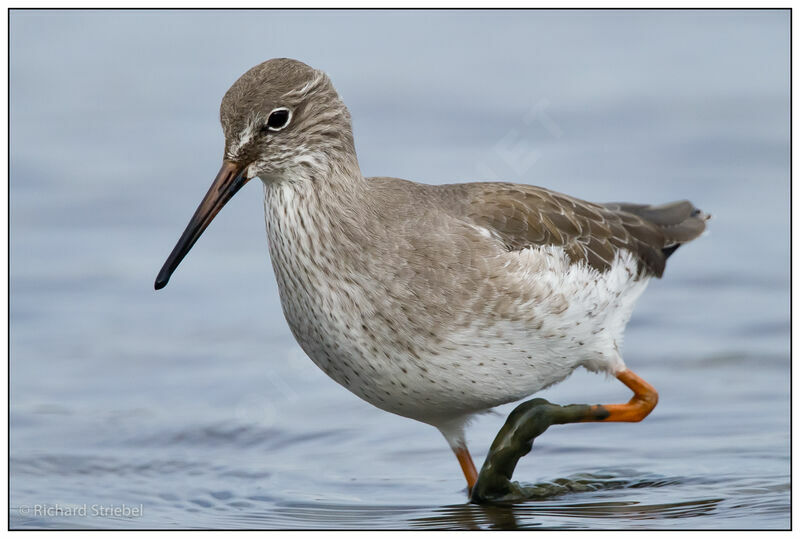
[155,58,708,502]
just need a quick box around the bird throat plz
[260,171,373,377]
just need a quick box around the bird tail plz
[603,200,711,259]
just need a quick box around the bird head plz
[154,58,353,290]
[220,58,355,181]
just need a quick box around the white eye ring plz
[266,107,292,131]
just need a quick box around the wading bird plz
[155,58,708,502]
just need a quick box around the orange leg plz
[583,368,659,423]
[471,368,658,503]
[453,446,478,491]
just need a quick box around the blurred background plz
[10,9,789,529]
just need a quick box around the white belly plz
[415,246,650,420]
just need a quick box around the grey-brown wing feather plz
[434,182,709,278]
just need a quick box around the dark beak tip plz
[154,271,170,290]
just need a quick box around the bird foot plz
[470,398,600,504]
[470,369,658,503]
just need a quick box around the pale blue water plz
[10,9,789,530]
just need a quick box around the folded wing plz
[436,182,709,278]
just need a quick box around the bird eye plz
[266,108,291,131]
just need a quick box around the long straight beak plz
[154,161,249,290]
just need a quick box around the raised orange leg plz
[453,446,478,492]
[471,368,658,503]
[583,368,659,423]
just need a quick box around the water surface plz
[10,9,789,530]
